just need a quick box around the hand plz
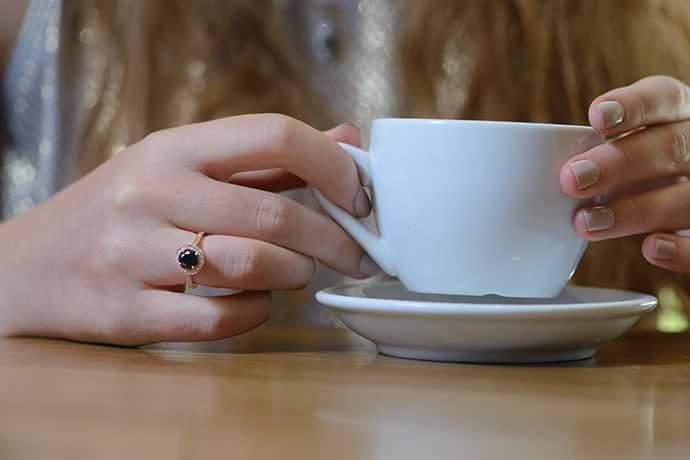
[0,115,377,345]
[560,75,690,272]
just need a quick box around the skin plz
[560,75,690,273]
[0,116,375,345]
[1,11,689,345]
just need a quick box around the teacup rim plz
[372,117,594,131]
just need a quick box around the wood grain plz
[1,323,689,459]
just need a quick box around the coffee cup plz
[312,118,603,298]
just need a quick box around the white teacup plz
[312,118,603,298]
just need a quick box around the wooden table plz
[1,322,689,459]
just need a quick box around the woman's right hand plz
[0,114,377,345]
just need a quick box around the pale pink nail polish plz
[584,206,615,232]
[597,101,624,129]
[654,239,678,260]
[570,159,601,190]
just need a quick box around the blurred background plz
[2,0,690,336]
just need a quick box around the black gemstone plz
[178,248,200,271]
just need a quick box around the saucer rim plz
[315,281,657,320]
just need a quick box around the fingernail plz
[654,239,678,260]
[597,101,624,129]
[359,253,380,277]
[570,159,601,190]
[353,187,371,217]
[584,206,615,232]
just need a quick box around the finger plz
[572,181,690,241]
[561,120,690,197]
[118,290,271,345]
[133,228,316,290]
[229,169,306,192]
[589,75,690,137]
[225,124,362,193]
[148,115,370,217]
[642,233,690,272]
[160,178,376,279]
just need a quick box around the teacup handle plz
[310,143,397,276]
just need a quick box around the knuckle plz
[136,296,197,341]
[141,129,171,154]
[650,200,672,230]
[630,91,655,125]
[625,198,652,232]
[140,128,192,166]
[111,180,157,211]
[191,308,232,340]
[111,181,137,210]
[254,195,295,241]
[223,244,265,283]
[608,143,632,182]
[78,294,142,345]
[664,77,689,111]
[261,114,299,156]
[663,125,690,171]
[293,258,317,289]
[332,230,360,271]
[99,311,133,342]
[89,222,134,275]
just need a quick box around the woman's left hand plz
[560,75,690,272]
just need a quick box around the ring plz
[176,232,206,290]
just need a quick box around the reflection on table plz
[1,316,689,459]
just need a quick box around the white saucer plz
[316,281,657,363]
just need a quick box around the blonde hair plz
[62,0,324,173]
[401,0,690,299]
[62,0,690,312]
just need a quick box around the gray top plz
[2,0,67,218]
[1,0,401,220]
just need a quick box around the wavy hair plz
[61,0,690,308]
